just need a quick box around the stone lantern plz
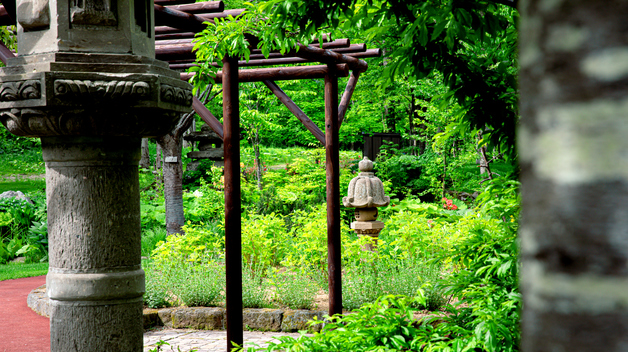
[343,157,390,251]
[0,0,192,351]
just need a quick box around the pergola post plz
[325,63,342,316]
[222,54,243,351]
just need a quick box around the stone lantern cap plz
[342,156,390,208]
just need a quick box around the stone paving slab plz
[144,328,309,352]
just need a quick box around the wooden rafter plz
[338,71,360,127]
[180,64,350,83]
[263,80,326,145]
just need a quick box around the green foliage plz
[242,264,271,308]
[151,222,224,265]
[260,0,519,159]
[255,295,428,352]
[343,256,443,311]
[144,261,225,308]
[141,227,167,258]
[271,269,319,309]
[0,196,48,264]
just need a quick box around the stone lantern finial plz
[343,156,390,251]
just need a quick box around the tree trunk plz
[408,93,417,156]
[158,84,214,236]
[253,127,263,191]
[520,1,628,350]
[140,138,151,169]
[156,133,185,235]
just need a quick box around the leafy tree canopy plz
[257,0,519,159]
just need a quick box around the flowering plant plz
[442,197,458,210]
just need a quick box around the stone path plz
[144,328,305,352]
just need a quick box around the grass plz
[0,261,48,281]
[0,179,46,194]
[0,148,45,176]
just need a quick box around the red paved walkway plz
[0,275,49,352]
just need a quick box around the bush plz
[271,269,320,309]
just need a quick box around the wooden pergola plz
[0,1,380,350]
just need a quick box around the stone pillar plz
[44,137,144,351]
[0,0,193,351]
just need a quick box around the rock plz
[243,308,283,332]
[27,285,50,318]
[157,308,176,328]
[281,310,327,333]
[0,190,33,204]
[171,307,226,330]
[143,309,163,329]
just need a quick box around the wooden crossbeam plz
[0,4,13,25]
[192,96,224,140]
[155,39,351,62]
[0,38,14,64]
[263,80,325,145]
[154,4,210,32]
[180,64,349,83]
[164,1,224,14]
[338,71,360,127]
[292,44,368,72]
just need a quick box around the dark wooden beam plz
[0,1,14,24]
[222,54,243,352]
[156,39,352,62]
[155,31,197,40]
[180,64,349,83]
[192,97,224,140]
[325,64,342,317]
[154,4,210,33]
[201,8,245,20]
[155,0,196,5]
[338,71,360,127]
[342,48,382,59]
[262,80,325,145]
[166,46,379,70]
[0,40,13,66]
[249,39,350,55]
[293,44,368,72]
[0,5,14,25]
[165,1,224,14]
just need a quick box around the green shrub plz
[343,256,442,311]
[242,264,271,308]
[171,263,224,307]
[141,227,167,257]
[144,263,172,309]
[271,269,320,310]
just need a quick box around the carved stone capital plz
[161,84,193,106]
[53,80,150,100]
[0,80,42,102]
[0,107,180,138]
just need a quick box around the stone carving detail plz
[161,84,193,106]
[0,80,42,101]
[70,0,117,27]
[54,80,150,99]
[17,0,50,31]
[0,107,180,137]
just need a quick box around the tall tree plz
[519,0,628,350]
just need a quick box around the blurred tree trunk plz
[140,138,151,169]
[158,85,213,235]
[519,0,628,350]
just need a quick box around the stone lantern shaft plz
[0,0,193,351]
